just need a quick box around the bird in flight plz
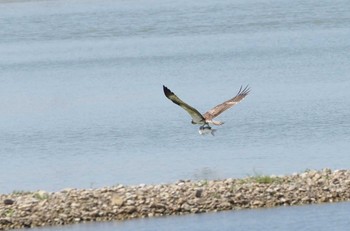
[163,85,250,135]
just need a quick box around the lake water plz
[1,0,350,229]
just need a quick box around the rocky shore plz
[1,169,350,230]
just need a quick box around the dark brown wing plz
[163,85,205,124]
[203,85,250,120]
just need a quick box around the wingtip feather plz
[163,85,173,98]
[238,85,250,95]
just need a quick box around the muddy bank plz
[1,169,350,230]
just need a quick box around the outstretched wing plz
[163,85,205,124]
[203,85,250,120]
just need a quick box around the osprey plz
[163,85,250,135]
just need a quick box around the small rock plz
[71,202,80,208]
[252,200,264,206]
[111,194,124,206]
[181,203,191,211]
[3,199,15,205]
[150,202,166,209]
[280,198,290,204]
[61,188,74,193]
[126,199,135,205]
[219,202,232,209]
[123,206,137,214]
[235,193,242,198]
[195,189,203,198]
[59,213,68,219]
[300,172,308,178]
[313,173,321,181]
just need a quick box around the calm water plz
[1,0,350,229]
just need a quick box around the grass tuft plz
[244,170,283,184]
[12,190,31,195]
[33,192,49,200]
[248,175,279,184]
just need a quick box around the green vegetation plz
[199,179,208,186]
[33,192,49,200]
[12,190,31,195]
[213,193,221,199]
[248,175,280,184]
[11,190,49,200]
[4,208,15,217]
[243,170,283,184]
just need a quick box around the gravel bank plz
[1,169,350,230]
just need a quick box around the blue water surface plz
[1,0,350,230]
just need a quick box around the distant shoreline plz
[1,169,350,230]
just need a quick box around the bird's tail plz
[211,120,224,126]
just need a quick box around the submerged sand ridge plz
[1,169,350,230]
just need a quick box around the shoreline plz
[1,169,350,230]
